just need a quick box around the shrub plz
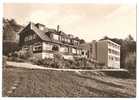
[125,52,136,78]
[3,56,7,68]
[35,58,53,66]
[7,56,24,62]
[51,61,60,68]
[16,49,33,59]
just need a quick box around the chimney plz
[57,25,60,32]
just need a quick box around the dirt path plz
[6,61,128,72]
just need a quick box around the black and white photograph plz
[1,0,137,98]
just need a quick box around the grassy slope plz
[3,67,136,97]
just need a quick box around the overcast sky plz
[4,3,136,42]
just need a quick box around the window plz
[72,48,76,54]
[108,56,111,60]
[23,46,29,51]
[60,47,65,52]
[76,49,80,55]
[108,56,114,61]
[33,45,42,52]
[82,51,84,55]
[40,26,44,30]
[108,49,111,53]
[65,47,68,52]
[60,46,68,53]
[61,37,65,41]
[44,43,52,51]
[32,34,37,40]
[115,57,120,61]
[29,35,32,40]
[74,40,78,45]
[67,38,70,43]
[24,34,37,42]
[53,34,59,40]
[24,36,29,42]
[65,38,68,42]
[52,45,59,51]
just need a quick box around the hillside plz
[3,66,136,97]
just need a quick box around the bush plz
[53,53,63,60]
[15,49,33,59]
[3,56,7,67]
[31,54,96,69]
[34,58,53,66]
[125,52,136,78]
[7,56,25,62]
[51,61,60,68]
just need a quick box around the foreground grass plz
[2,66,136,97]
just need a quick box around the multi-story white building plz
[97,39,120,69]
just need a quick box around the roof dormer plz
[35,23,45,31]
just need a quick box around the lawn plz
[2,66,136,97]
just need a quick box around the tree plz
[79,39,85,44]
[99,36,110,41]
[126,34,134,41]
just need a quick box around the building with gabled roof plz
[19,22,87,59]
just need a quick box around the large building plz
[97,39,120,69]
[19,22,88,59]
[18,22,121,69]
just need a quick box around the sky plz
[3,3,136,42]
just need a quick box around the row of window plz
[108,41,120,49]
[108,56,120,61]
[24,34,37,42]
[23,44,87,57]
[31,44,83,55]
[108,48,120,56]
[33,45,42,52]
[53,34,79,45]
[24,33,80,46]
[59,46,81,54]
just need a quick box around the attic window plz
[36,23,45,30]
[53,34,59,40]
[39,26,44,30]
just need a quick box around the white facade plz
[43,42,52,51]
[97,40,120,69]
[53,34,59,40]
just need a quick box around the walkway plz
[6,61,128,72]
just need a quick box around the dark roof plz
[20,22,83,48]
[35,23,45,27]
[79,43,90,50]
[60,31,70,38]
[48,28,57,33]
[30,22,51,42]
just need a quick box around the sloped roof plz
[79,43,90,50]
[30,22,51,42]
[20,22,83,47]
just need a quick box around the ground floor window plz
[33,45,42,53]
[72,48,76,54]
[52,45,59,51]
